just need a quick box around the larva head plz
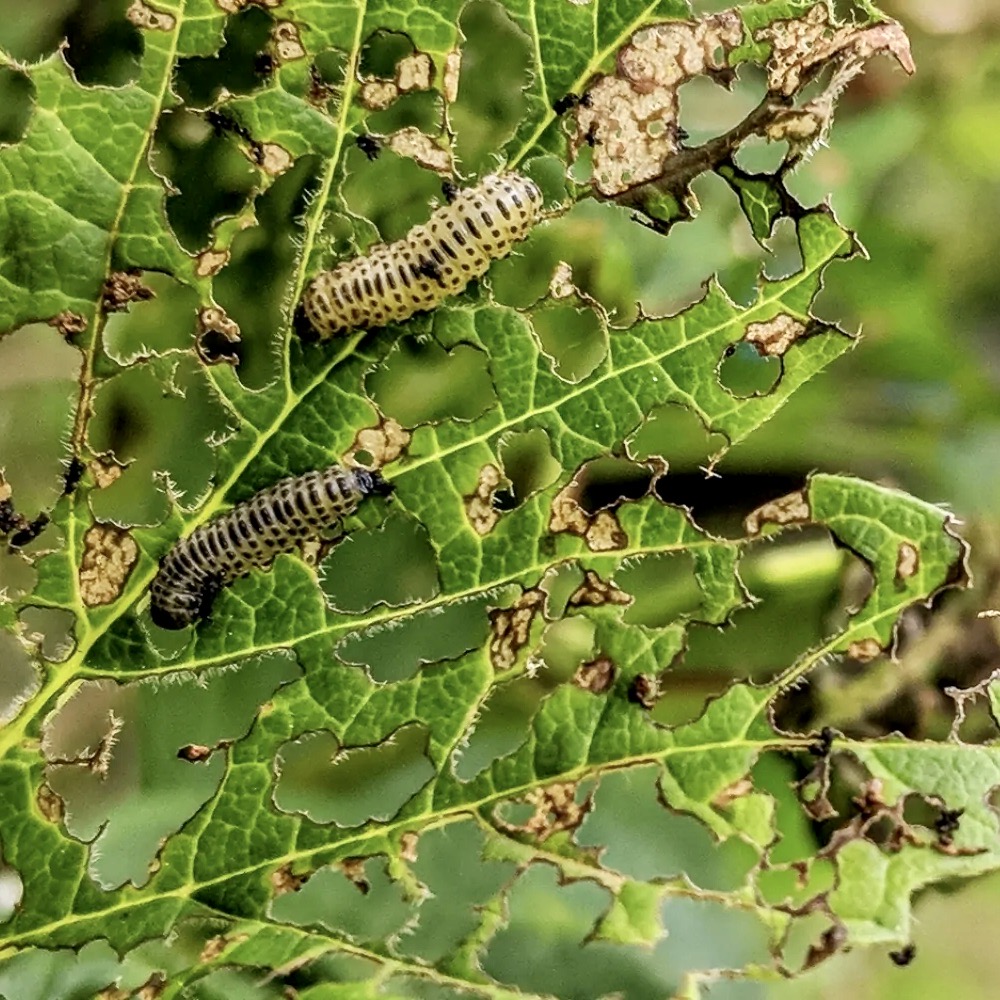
[354,468,394,498]
[292,302,323,344]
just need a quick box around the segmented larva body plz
[149,466,391,630]
[299,172,544,340]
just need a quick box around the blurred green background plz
[1,0,1000,996]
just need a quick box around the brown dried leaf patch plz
[745,489,810,535]
[102,270,154,313]
[346,416,411,469]
[466,463,503,536]
[78,524,139,607]
[573,656,616,694]
[745,314,807,357]
[495,782,592,841]
[126,0,175,30]
[489,588,545,671]
[549,483,628,552]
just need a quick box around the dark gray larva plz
[149,465,391,629]
[299,172,544,340]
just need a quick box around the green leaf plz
[1,1,979,995]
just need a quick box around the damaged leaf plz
[0,1,982,997]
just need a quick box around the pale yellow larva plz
[298,172,543,340]
[150,467,391,629]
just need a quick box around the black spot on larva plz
[441,179,458,203]
[150,465,391,629]
[298,173,543,339]
[417,258,443,284]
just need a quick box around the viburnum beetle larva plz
[297,172,543,340]
[149,465,392,629]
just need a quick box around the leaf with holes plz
[0,1,984,997]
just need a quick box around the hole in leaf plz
[341,149,443,242]
[540,563,585,619]
[280,953,380,993]
[454,618,593,781]
[273,722,434,826]
[174,6,274,107]
[627,401,722,468]
[763,216,806,280]
[658,896,774,978]
[0,940,126,995]
[0,68,33,144]
[0,864,22,923]
[0,0,78,61]
[313,47,348,87]
[368,89,443,134]
[336,592,501,683]
[491,200,669,326]
[529,302,608,383]
[87,357,236,527]
[539,617,595,677]
[269,858,413,944]
[0,630,40,727]
[152,108,258,254]
[320,510,438,613]
[679,533,855,729]
[617,552,701,628]
[102,272,201,363]
[449,0,532,173]
[718,340,783,397]
[568,140,595,185]
[359,29,413,78]
[215,154,321,389]
[394,821,517,964]
[573,457,652,514]
[0,546,36,604]
[641,173,765,317]
[497,428,561,509]
[734,133,789,176]
[677,64,764,147]
[577,766,756,887]
[654,470,809,539]
[480,865,617,997]
[19,606,76,663]
[0,325,82,518]
[41,654,300,889]
[452,677,545,782]
[366,338,495,426]
[64,0,143,87]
